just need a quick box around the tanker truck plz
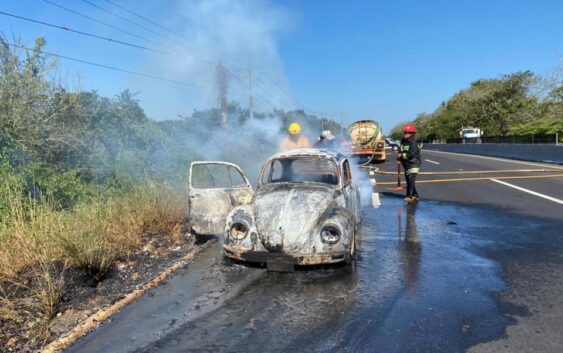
[343,120,386,163]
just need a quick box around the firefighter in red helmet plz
[398,123,421,202]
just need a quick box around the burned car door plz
[341,159,361,222]
[188,161,253,235]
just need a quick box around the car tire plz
[349,232,357,261]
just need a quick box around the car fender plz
[224,205,266,252]
[312,206,356,253]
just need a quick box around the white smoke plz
[132,0,294,119]
[105,0,374,201]
[184,116,284,183]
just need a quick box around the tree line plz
[389,69,563,141]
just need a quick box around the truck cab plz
[457,127,483,139]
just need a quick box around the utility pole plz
[247,69,254,120]
[241,68,264,119]
[216,60,229,124]
[340,111,345,137]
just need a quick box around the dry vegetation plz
[0,182,189,350]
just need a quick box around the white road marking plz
[425,149,563,171]
[491,179,563,205]
[371,192,381,208]
[425,159,440,165]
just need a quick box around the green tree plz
[406,70,559,139]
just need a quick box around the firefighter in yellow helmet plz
[279,122,310,151]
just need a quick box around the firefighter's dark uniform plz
[399,135,421,198]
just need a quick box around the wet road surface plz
[66,151,563,353]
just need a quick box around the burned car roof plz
[269,148,345,162]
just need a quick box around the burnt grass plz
[1,233,202,353]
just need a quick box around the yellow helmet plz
[288,122,301,135]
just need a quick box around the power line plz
[3,8,255,89]
[260,72,306,108]
[41,0,157,45]
[80,0,168,40]
[0,15,289,111]
[39,0,221,66]
[93,0,319,113]
[6,42,207,89]
[41,0,328,116]
[258,72,332,118]
[248,73,334,118]
[92,0,233,69]
[230,68,328,116]
[253,75,301,109]
[0,11,169,55]
[252,73,340,119]
[228,69,278,110]
[104,0,184,40]
[102,0,249,70]
[100,0,256,72]
[255,91,282,110]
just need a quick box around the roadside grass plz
[0,181,188,344]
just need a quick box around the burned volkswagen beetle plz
[188,149,361,271]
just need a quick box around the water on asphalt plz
[64,192,563,353]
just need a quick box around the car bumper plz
[223,245,349,271]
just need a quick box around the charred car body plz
[188,149,361,271]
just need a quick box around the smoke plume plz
[131,0,294,120]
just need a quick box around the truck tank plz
[345,120,386,163]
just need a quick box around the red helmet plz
[402,123,416,133]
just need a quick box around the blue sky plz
[1,0,562,132]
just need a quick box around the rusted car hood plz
[253,183,337,253]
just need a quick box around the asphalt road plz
[374,149,563,220]
[66,150,563,353]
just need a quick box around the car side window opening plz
[192,164,247,189]
[262,158,339,185]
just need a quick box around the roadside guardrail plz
[446,133,560,145]
[424,143,563,165]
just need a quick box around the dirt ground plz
[1,233,201,353]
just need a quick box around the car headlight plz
[377,142,384,149]
[230,222,248,240]
[320,225,341,244]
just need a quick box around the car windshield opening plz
[261,157,339,185]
